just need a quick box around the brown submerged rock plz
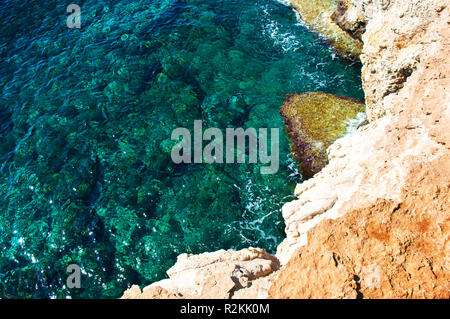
[280,92,365,179]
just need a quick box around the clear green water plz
[0,0,364,298]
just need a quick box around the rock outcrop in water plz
[289,0,363,59]
[280,92,365,179]
[122,0,450,299]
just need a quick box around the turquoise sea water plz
[0,0,364,298]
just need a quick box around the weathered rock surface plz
[280,92,365,179]
[273,0,450,295]
[121,248,280,299]
[122,0,450,299]
[270,155,450,298]
[356,0,448,120]
[331,0,367,40]
[289,0,363,59]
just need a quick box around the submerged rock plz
[289,0,363,59]
[280,92,365,179]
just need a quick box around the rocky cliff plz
[122,0,449,299]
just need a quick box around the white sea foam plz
[345,112,368,134]
[272,0,309,27]
[274,0,292,7]
[262,16,301,52]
